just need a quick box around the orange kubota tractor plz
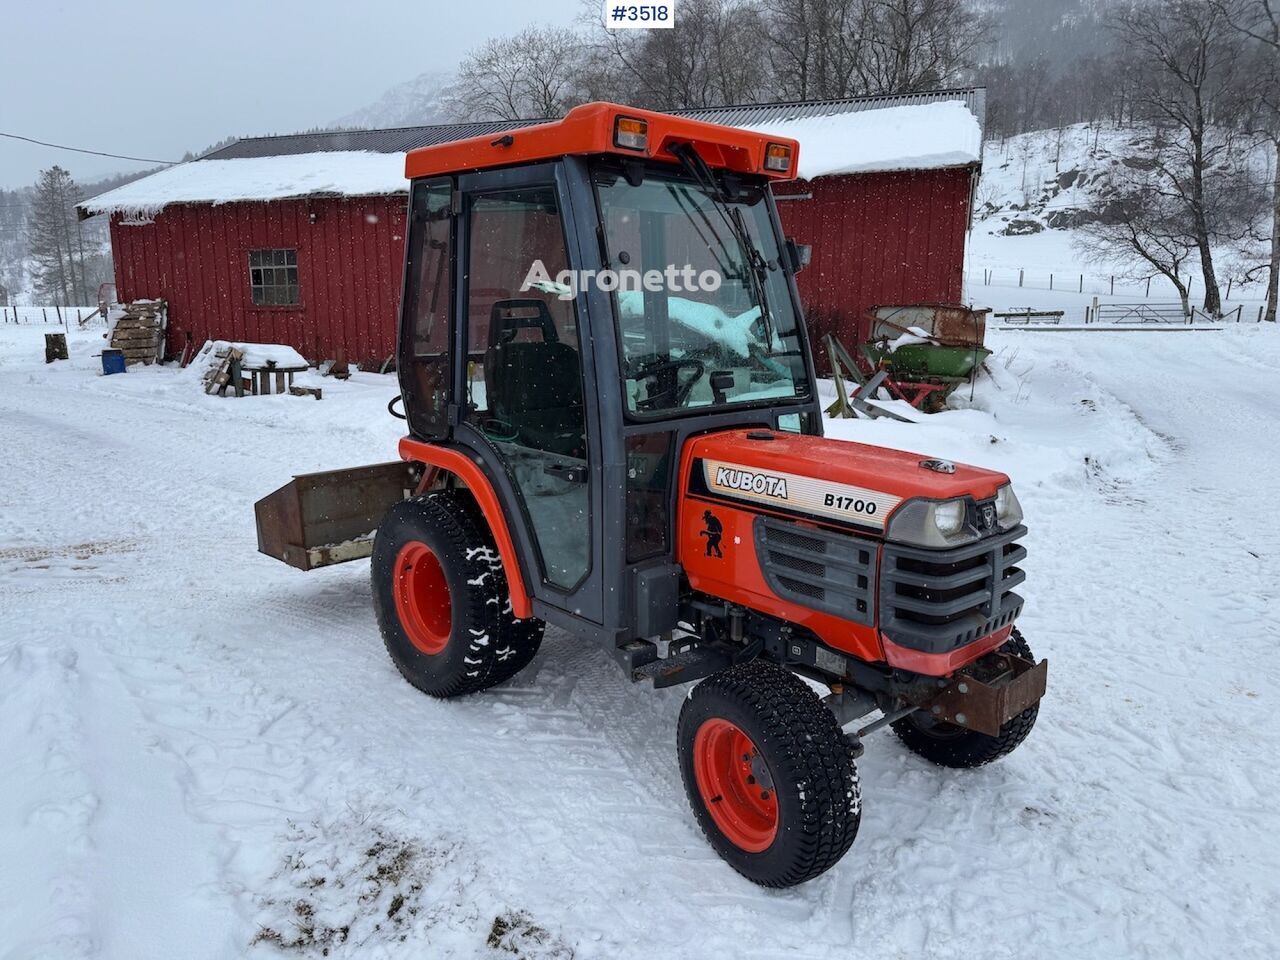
[255,103,1047,887]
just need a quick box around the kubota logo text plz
[715,466,788,499]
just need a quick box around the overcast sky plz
[0,0,582,190]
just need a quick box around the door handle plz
[542,462,587,484]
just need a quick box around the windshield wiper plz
[668,142,778,352]
[668,185,734,278]
[728,205,778,352]
[670,140,778,350]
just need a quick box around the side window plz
[464,186,590,589]
[777,412,802,433]
[248,248,299,305]
[399,180,452,439]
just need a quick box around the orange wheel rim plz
[692,718,778,853]
[392,542,452,655]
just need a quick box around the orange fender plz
[398,437,532,619]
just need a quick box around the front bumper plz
[921,648,1048,736]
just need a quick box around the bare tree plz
[1076,183,1199,316]
[854,0,990,94]
[443,27,588,121]
[1216,0,1280,321]
[762,0,863,100]
[1106,0,1248,315]
[591,0,770,109]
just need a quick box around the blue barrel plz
[101,349,127,375]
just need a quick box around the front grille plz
[880,525,1027,654]
[754,517,876,624]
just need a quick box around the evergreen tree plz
[27,165,89,306]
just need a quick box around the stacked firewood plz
[108,300,167,365]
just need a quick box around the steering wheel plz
[479,417,519,442]
[629,357,706,410]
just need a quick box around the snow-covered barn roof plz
[79,89,984,218]
[77,151,408,219]
[746,102,981,180]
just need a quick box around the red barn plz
[80,91,984,369]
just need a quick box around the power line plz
[0,131,178,165]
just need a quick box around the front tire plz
[371,492,543,698]
[891,628,1040,768]
[677,660,861,887]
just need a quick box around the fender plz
[398,437,533,619]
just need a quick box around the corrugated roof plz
[83,90,985,216]
[203,88,984,160]
[203,119,551,159]
[681,88,986,129]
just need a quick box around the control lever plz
[709,370,735,405]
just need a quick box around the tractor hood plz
[685,429,1009,534]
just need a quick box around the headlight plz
[933,499,966,537]
[885,497,979,548]
[995,483,1024,528]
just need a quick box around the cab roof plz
[403,102,801,182]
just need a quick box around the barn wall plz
[775,167,974,371]
[107,167,973,371]
[109,196,408,366]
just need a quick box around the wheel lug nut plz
[746,775,755,784]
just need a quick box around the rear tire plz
[891,628,1039,768]
[371,492,543,698]
[677,660,861,887]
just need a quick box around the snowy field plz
[2,318,1279,960]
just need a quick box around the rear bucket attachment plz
[254,461,422,570]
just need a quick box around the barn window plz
[248,249,299,305]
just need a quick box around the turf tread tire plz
[371,492,542,698]
[678,659,861,888]
[891,628,1040,769]
[431,489,544,686]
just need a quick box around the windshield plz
[594,165,811,417]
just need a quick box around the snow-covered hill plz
[967,123,1273,314]
[331,70,454,129]
[975,122,1145,236]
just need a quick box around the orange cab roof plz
[403,102,800,182]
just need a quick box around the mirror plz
[784,237,812,274]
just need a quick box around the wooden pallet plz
[108,300,167,365]
[202,346,245,395]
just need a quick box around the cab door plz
[453,162,605,625]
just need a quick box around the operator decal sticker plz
[701,459,903,530]
[700,510,724,558]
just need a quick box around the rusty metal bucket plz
[254,461,421,571]
[867,303,990,348]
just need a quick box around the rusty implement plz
[254,461,422,571]
[924,653,1049,736]
[867,303,991,347]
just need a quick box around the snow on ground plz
[2,318,1279,960]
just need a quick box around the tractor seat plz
[485,300,584,457]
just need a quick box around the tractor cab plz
[396,103,821,637]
